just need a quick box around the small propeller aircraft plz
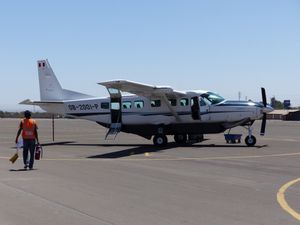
[21,60,273,146]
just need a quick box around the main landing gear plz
[153,126,168,146]
[153,132,204,146]
[153,134,168,146]
[174,134,187,144]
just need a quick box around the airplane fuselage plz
[38,92,267,139]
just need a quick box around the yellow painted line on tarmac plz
[1,151,300,162]
[277,178,300,221]
[1,151,300,163]
[0,156,10,159]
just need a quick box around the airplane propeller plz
[260,87,267,136]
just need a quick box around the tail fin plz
[38,60,63,101]
[37,60,93,101]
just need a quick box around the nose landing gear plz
[245,135,256,147]
[244,125,256,147]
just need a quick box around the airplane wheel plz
[153,134,168,146]
[188,134,204,143]
[198,134,204,142]
[174,134,187,144]
[245,135,256,147]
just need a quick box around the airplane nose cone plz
[262,105,274,113]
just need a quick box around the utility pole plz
[52,114,55,142]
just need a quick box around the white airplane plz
[21,59,273,147]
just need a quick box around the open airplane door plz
[105,88,122,140]
[191,96,201,120]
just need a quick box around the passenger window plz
[101,102,109,109]
[122,101,132,109]
[180,98,189,106]
[134,100,144,109]
[151,100,161,107]
[111,102,120,110]
[168,99,177,106]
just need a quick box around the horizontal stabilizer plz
[19,99,65,114]
[19,99,64,106]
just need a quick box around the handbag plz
[35,144,43,160]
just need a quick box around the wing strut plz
[160,94,181,122]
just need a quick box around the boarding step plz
[105,123,122,140]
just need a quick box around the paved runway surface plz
[0,118,300,225]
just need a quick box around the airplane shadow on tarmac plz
[88,144,178,159]
[40,141,268,159]
[85,144,268,159]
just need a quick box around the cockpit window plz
[201,92,225,105]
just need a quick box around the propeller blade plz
[260,113,266,136]
[261,87,267,107]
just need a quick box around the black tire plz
[174,134,187,144]
[153,134,168,146]
[188,134,204,143]
[198,134,204,142]
[245,135,256,147]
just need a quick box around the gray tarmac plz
[0,118,300,225]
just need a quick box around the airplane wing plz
[99,80,186,122]
[98,80,186,99]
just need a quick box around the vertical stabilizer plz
[37,59,93,101]
[38,60,64,101]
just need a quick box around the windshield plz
[201,92,225,105]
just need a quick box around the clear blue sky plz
[0,0,299,111]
